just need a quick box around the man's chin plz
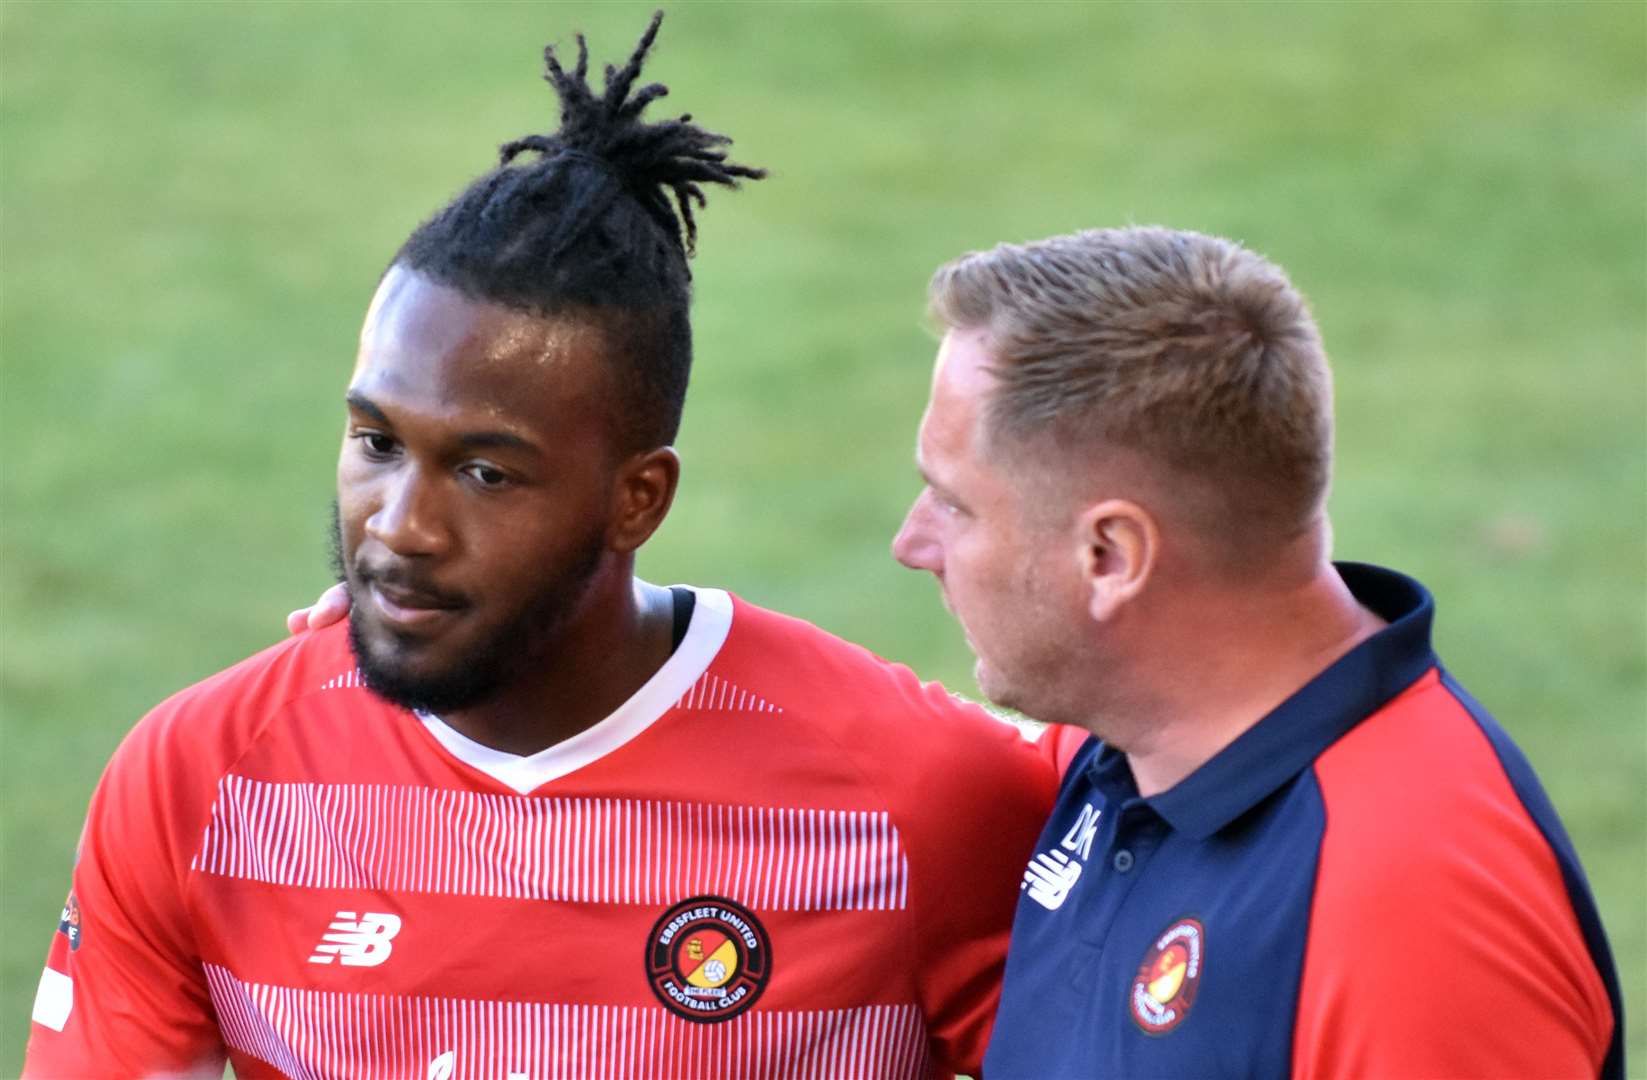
[972,661,1010,708]
[350,615,437,671]
[973,660,1032,715]
[347,614,497,715]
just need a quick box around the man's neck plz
[443,576,679,757]
[1122,561,1386,798]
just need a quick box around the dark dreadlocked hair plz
[394,11,765,453]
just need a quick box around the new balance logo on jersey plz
[1022,802,1101,910]
[308,911,402,966]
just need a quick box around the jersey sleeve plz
[896,686,1061,1077]
[1291,683,1616,1079]
[1034,722,1092,779]
[24,697,227,1077]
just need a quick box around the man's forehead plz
[355,266,606,383]
[360,266,477,358]
[348,266,619,445]
[933,327,999,396]
[923,328,996,447]
[912,328,996,486]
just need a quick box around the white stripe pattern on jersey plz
[673,672,782,713]
[205,964,932,1080]
[320,669,364,690]
[192,777,910,911]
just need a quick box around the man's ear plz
[609,446,681,553]
[1076,498,1157,622]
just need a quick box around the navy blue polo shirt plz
[983,563,1622,1079]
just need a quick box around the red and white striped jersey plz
[25,588,1060,1079]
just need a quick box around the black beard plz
[328,499,605,716]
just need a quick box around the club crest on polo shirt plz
[1130,916,1204,1035]
[645,895,772,1022]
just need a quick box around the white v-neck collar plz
[418,587,733,795]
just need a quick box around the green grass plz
[2,1,1643,1070]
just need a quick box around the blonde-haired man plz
[894,227,1623,1078]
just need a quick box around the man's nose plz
[892,492,942,573]
[365,468,451,558]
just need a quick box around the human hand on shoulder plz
[285,583,351,634]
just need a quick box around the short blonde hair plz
[928,227,1333,546]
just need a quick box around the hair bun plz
[497,10,766,255]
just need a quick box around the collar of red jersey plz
[417,586,734,794]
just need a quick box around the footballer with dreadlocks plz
[26,13,1060,1077]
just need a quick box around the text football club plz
[1130,916,1204,1035]
[645,895,772,1022]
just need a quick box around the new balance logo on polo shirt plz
[1022,802,1100,910]
[308,911,402,966]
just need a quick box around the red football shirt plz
[26,588,1060,1079]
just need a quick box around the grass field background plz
[2,1,1643,1069]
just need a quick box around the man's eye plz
[356,432,397,456]
[465,464,509,488]
[929,488,961,516]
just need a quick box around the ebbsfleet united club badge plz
[645,895,772,1023]
[1130,916,1204,1035]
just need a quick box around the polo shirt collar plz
[1089,562,1438,840]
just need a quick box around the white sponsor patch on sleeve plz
[32,967,73,1031]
